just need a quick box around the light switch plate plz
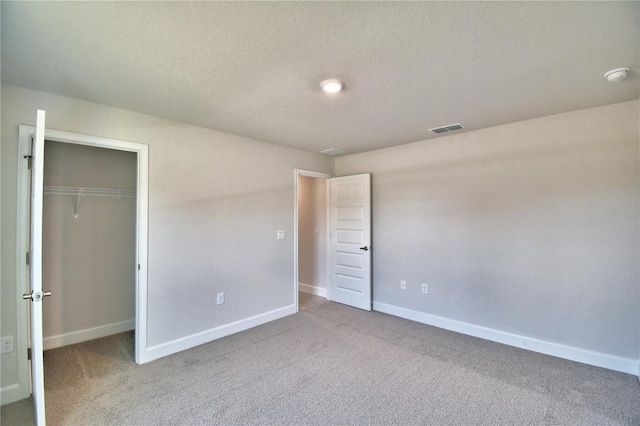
[277,230,285,240]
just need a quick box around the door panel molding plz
[329,173,372,311]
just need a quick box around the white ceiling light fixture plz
[604,67,631,82]
[320,148,346,156]
[320,78,344,93]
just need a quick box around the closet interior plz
[42,140,137,350]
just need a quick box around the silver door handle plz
[22,291,52,301]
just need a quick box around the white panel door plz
[26,110,48,425]
[329,174,372,311]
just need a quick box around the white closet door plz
[27,109,48,425]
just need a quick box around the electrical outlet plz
[217,292,225,305]
[277,230,285,240]
[421,283,428,294]
[1,336,14,353]
[400,280,406,290]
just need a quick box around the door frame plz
[15,125,149,400]
[293,169,331,311]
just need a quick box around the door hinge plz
[27,347,32,360]
[24,155,32,170]
[26,252,30,265]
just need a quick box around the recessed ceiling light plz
[320,148,346,156]
[320,79,344,93]
[604,67,630,82]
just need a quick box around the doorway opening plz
[41,141,136,351]
[294,169,331,311]
[294,170,373,312]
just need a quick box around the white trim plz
[298,282,328,298]
[296,170,333,180]
[374,301,639,375]
[145,305,296,362]
[293,169,331,313]
[325,181,331,301]
[0,384,23,406]
[134,139,149,364]
[15,127,33,403]
[43,319,135,351]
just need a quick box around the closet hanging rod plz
[43,185,136,198]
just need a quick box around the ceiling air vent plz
[320,148,346,156]
[429,123,464,134]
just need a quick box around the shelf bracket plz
[74,189,84,218]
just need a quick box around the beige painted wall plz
[1,83,334,391]
[297,176,327,289]
[42,141,136,342]
[336,100,639,360]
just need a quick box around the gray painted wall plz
[335,100,639,360]
[1,83,334,390]
[1,83,637,397]
[298,175,327,290]
[42,141,136,343]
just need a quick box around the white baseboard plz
[43,319,135,351]
[0,383,25,406]
[298,282,328,298]
[143,305,296,363]
[373,302,639,376]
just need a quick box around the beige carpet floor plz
[2,293,639,425]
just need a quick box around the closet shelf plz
[44,185,136,198]
[44,186,136,218]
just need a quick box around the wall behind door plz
[42,141,137,349]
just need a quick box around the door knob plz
[22,291,52,301]
[359,246,369,251]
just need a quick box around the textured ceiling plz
[2,1,638,155]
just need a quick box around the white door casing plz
[329,174,372,311]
